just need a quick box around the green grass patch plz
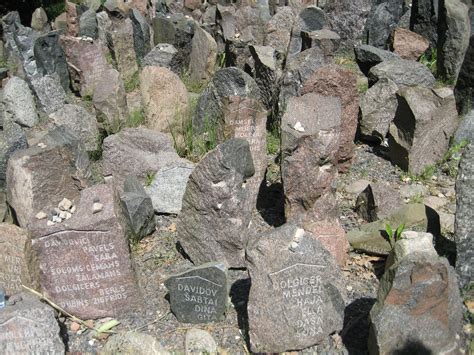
[124,71,140,93]
[180,70,207,94]
[127,108,145,128]
[419,48,437,75]
[267,123,280,156]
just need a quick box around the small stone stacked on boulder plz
[165,262,228,323]
[246,224,347,352]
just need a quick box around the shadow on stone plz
[341,297,376,354]
[229,277,251,349]
[175,241,193,264]
[256,180,285,227]
[392,340,433,355]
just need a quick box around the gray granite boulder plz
[454,10,473,115]
[102,333,166,355]
[455,143,474,288]
[31,74,67,116]
[142,43,180,74]
[0,121,27,189]
[79,8,98,39]
[355,182,403,222]
[130,8,151,62]
[368,59,436,88]
[364,1,406,48]
[411,0,439,46]
[354,44,400,76]
[2,77,39,127]
[246,224,346,352]
[454,109,474,145]
[177,139,254,267]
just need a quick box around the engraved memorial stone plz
[29,184,141,319]
[0,293,65,354]
[0,223,32,296]
[165,262,228,324]
[246,224,346,352]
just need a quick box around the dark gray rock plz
[388,86,459,174]
[145,160,195,214]
[368,59,436,87]
[31,74,67,116]
[246,224,347,353]
[359,77,399,143]
[249,45,280,109]
[355,182,403,222]
[354,44,401,76]
[0,293,65,354]
[130,8,151,63]
[324,0,373,50]
[437,0,470,82]
[299,6,327,32]
[120,175,156,240]
[165,262,228,323]
[0,121,27,189]
[193,67,261,133]
[455,143,474,288]
[177,139,255,268]
[364,1,406,48]
[34,31,70,91]
[2,76,39,127]
[79,8,98,39]
[454,109,474,144]
[411,0,439,46]
[301,29,341,55]
[142,43,180,73]
[264,6,296,55]
[369,240,464,354]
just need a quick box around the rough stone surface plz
[189,26,217,83]
[249,45,280,109]
[218,96,267,211]
[107,18,139,84]
[49,104,100,153]
[93,68,129,132]
[2,77,39,128]
[66,0,79,36]
[130,9,151,62]
[359,77,399,143]
[194,67,261,133]
[454,109,474,144]
[299,5,327,32]
[264,6,295,54]
[79,9,98,39]
[97,11,112,47]
[6,127,90,228]
[185,328,218,354]
[385,231,438,269]
[102,333,167,355]
[0,121,28,189]
[368,59,436,88]
[369,249,464,353]
[140,66,189,133]
[455,143,474,288]
[355,183,403,222]
[388,86,459,174]
[246,224,347,353]
[102,127,182,188]
[0,223,32,296]
[301,29,341,55]
[177,139,255,267]
[31,7,49,32]
[31,74,67,116]
[0,293,65,354]
[364,1,405,48]
[145,160,195,214]
[120,175,156,239]
[301,64,358,171]
[165,262,228,323]
[391,27,430,60]
[354,44,401,77]
[34,31,70,91]
[437,0,470,82]
[29,184,141,319]
[60,36,110,97]
[142,43,180,73]
[411,0,439,46]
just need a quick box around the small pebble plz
[58,198,73,211]
[92,203,103,214]
[47,220,55,226]
[346,285,353,292]
[70,205,76,214]
[37,142,47,149]
[290,242,299,249]
[64,211,72,220]
[35,211,47,220]
[52,216,62,223]
[59,211,68,219]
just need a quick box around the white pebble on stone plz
[35,211,47,220]
[47,220,55,226]
[70,205,76,214]
[58,198,73,211]
[92,203,103,214]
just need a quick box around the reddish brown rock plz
[390,27,430,60]
[184,0,202,11]
[60,36,110,97]
[301,64,358,172]
[66,0,79,36]
[0,224,33,296]
[305,220,349,267]
[29,184,141,319]
[219,96,267,210]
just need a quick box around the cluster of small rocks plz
[35,197,76,225]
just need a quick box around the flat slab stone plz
[0,293,65,354]
[165,262,228,324]
[29,184,141,319]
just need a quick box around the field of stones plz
[0,0,473,353]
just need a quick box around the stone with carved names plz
[246,224,346,352]
[165,262,228,324]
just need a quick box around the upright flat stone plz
[130,9,151,62]
[142,43,180,73]
[355,182,403,222]
[0,224,32,296]
[368,58,436,88]
[165,262,228,323]
[218,96,267,210]
[6,127,90,228]
[455,143,473,288]
[31,74,67,116]
[0,293,65,354]
[61,36,110,97]
[29,184,141,319]
[2,77,39,128]
[107,19,139,83]
[0,121,27,190]
[189,26,217,83]
[411,0,439,46]
[388,87,459,174]
[177,139,255,267]
[246,224,347,352]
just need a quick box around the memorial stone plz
[29,184,141,319]
[165,262,228,323]
[246,224,346,352]
[0,293,65,354]
[0,224,32,296]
